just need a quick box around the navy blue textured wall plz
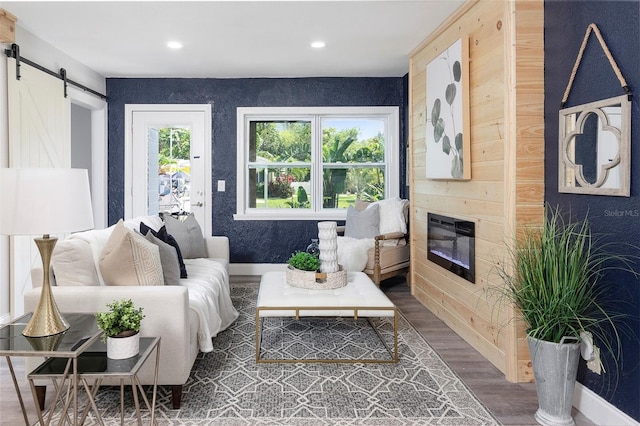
[106,77,406,263]
[545,0,639,420]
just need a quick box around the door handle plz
[191,202,203,207]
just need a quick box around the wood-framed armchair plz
[337,199,410,286]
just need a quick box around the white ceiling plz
[1,1,464,78]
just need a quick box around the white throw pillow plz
[337,236,375,272]
[51,239,100,286]
[67,225,116,286]
[99,220,164,286]
[373,197,408,234]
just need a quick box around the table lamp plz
[0,168,94,337]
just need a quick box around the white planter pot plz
[528,335,581,426]
[106,332,140,359]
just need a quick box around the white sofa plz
[25,215,238,408]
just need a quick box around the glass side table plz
[29,336,161,426]
[0,312,102,426]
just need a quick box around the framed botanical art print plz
[425,37,470,180]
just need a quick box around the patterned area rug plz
[66,283,500,425]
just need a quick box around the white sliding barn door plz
[6,57,70,317]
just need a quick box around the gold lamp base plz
[22,236,69,337]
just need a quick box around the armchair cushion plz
[364,244,411,271]
[344,204,380,239]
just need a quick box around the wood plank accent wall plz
[408,0,544,382]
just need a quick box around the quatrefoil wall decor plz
[558,95,631,196]
[558,24,632,197]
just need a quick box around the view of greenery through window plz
[248,119,385,209]
[157,127,191,213]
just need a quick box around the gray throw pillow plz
[145,232,181,285]
[344,204,380,239]
[163,214,207,259]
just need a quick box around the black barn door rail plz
[5,43,107,100]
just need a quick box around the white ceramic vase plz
[106,332,140,359]
[318,221,339,273]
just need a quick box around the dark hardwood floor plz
[379,276,595,426]
[0,275,596,425]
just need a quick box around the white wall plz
[0,25,106,322]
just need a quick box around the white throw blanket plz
[183,258,239,352]
[337,236,375,272]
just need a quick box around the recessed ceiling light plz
[311,41,326,49]
[167,41,183,50]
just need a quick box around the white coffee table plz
[255,271,398,363]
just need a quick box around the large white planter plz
[528,335,581,426]
[106,332,140,359]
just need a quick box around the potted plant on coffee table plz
[494,205,634,426]
[96,299,145,359]
[286,251,321,288]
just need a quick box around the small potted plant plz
[96,299,145,359]
[288,251,321,272]
[286,251,321,288]
[286,250,346,289]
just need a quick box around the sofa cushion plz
[67,225,116,286]
[344,204,380,239]
[51,239,100,286]
[145,232,181,285]
[99,220,164,286]
[123,215,164,233]
[164,214,207,259]
[141,223,188,278]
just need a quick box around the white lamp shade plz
[0,168,94,235]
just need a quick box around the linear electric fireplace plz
[427,213,475,283]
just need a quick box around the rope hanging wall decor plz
[561,23,631,107]
[557,23,632,197]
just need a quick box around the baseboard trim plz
[574,383,639,426]
[230,263,287,276]
[0,313,10,325]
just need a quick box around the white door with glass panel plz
[126,105,211,235]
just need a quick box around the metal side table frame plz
[0,313,101,426]
[28,337,161,426]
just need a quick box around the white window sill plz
[233,210,348,221]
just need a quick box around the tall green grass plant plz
[495,206,635,353]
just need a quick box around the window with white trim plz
[235,107,399,220]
